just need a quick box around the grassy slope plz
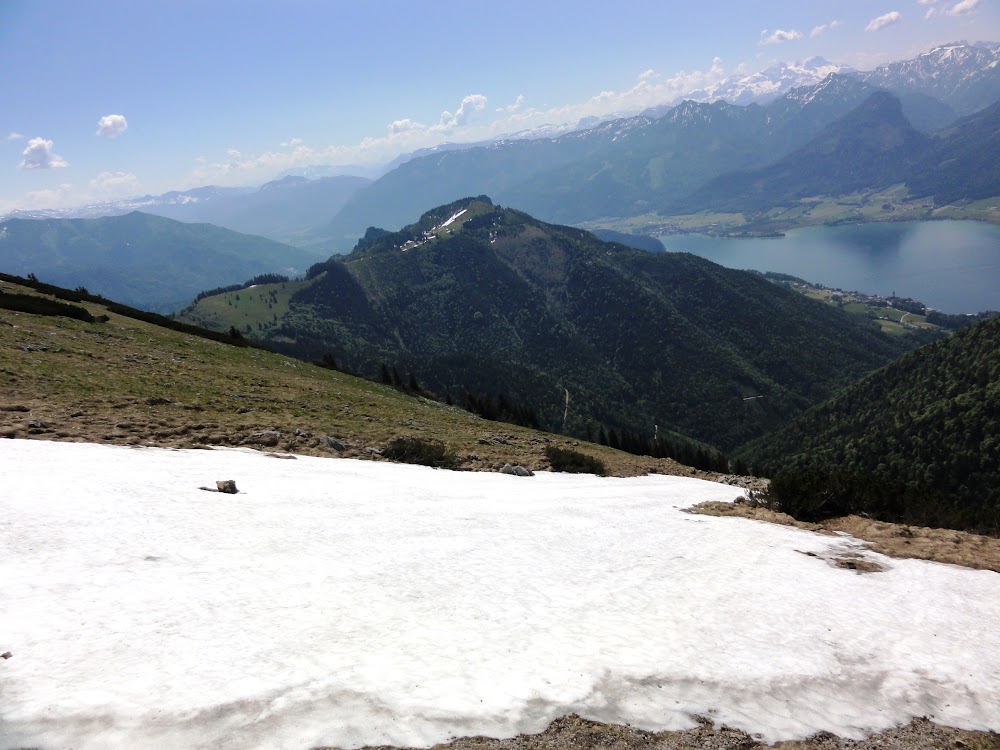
[0,277,704,479]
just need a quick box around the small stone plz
[216,480,238,494]
[1,651,11,659]
[467,452,480,460]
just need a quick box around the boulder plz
[501,463,534,477]
[216,480,238,494]
[319,435,348,452]
[245,430,280,447]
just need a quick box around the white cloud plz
[19,137,69,169]
[388,118,425,134]
[185,59,730,189]
[96,114,128,138]
[639,69,658,80]
[810,20,842,37]
[926,7,938,17]
[948,0,981,14]
[279,137,304,148]
[435,94,487,130]
[88,170,140,198]
[496,94,526,113]
[24,183,75,208]
[866,11,902,31]
[6,132,24,141]
[760,28,803,45]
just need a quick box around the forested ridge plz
[741,316,1000,533]
[186,198,917,454]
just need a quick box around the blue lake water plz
[658,221,1000,314]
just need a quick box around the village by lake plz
[658,221,1000,314]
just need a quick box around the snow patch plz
[2,439,999,750]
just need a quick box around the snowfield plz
[1,439,999,750]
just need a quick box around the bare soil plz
[319,714,1000,750]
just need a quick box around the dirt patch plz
[688,501,1000,573]
[318,714,1000,750]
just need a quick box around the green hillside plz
[183,198,920,453]
[0,273,705,479]
[0,211,322,313]
[740,316,1000,534]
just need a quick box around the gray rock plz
[1,651,12,659]
[319,435,348,452]
[245,430,280,447]
[501,463,534,477]
[216,480,238,494]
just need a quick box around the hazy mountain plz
[320,77,888,244]
[906,100,1000,204]
[679,92,929,212]
[0,175,371,247]
[855,41,1000,116]
[0,212,322,313]
[678,91,1000,213]
[186,198,914,452]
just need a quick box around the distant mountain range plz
[679,91,1000,214]
[5,42,998,247]
[0,212,322,313]
[1,175,371,248]
[181,198,917,453]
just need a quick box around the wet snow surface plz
[2,440,999,750]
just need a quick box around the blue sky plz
[2,0,998,211]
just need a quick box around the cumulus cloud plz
[948,0,981,14]
[810,20,842,37]
[96,114,128,138]
[435,94,487,130]
[89,170,140,198]
[760,28,803,45]
[496,94,526,113]
[19,137,69,169]
[6,132,24,141]
[866,11,902,31]
[186,59,730,188]
[388,118,424,134]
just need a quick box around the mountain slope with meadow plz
[183,198,920,453]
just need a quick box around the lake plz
[658,221,1000,314]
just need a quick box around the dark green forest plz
[193,197,917,454]
[741,316,1000,534]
